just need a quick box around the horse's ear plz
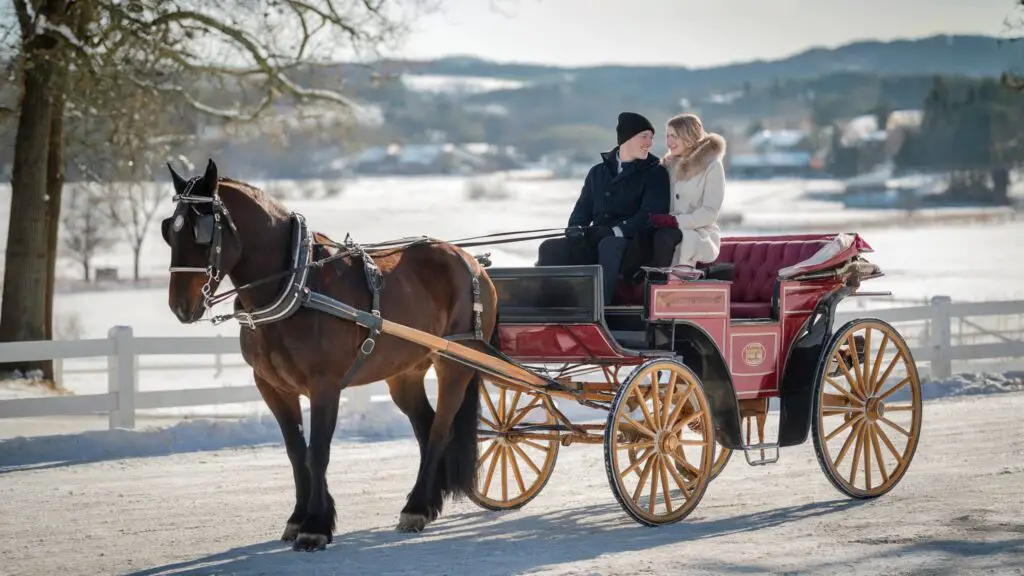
[197,158,219,197]
[167,162,187,194]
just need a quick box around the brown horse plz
[160,159,497,551]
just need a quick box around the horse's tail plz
[441,312,498,501]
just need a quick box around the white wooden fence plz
[0,295,1022,431]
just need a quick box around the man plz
[541,112,671,304]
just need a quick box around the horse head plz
[161,158,242,323]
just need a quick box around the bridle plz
[167,177,238,311]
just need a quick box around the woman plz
[656,113,727,270]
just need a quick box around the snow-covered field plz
[0,391,1022,576]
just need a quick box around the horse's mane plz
[218,176,290,219]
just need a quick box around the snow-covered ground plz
[0,390,1021,576]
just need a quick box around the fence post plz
[107,325,137,429]
[929,295,952,379]
[53,357,63,389]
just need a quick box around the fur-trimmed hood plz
[662,133,727,182]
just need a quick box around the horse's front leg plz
[253,375,309,542]
[293,383,340,552]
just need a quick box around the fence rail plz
[1,295,1022,431]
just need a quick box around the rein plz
[168,183,581,324]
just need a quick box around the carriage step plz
[742,442,780,466]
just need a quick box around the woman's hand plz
[649,214,679,228]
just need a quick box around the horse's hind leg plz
[397,357,480,532]
[254,375,310,542]
[386,363,438,491]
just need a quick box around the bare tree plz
[108,178,166,282]
[1,0,435,380]
[60,183,117,282]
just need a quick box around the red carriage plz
[467,232,924,525]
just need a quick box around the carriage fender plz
[777,287,851,447]
[672,322,744,450]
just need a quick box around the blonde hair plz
[662,113,726,181]
[665,113,706,155]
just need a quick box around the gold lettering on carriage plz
[742,342,766,367]
[655,291,724,311]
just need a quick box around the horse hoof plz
[396,512,428,533]
[281,523,300,542]
[292,532,329,551]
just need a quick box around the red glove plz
[649,214,678,228]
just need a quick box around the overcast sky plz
[391,0,1022,67]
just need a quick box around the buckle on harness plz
[360,338,376,354]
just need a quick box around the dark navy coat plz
[567,147,671,238]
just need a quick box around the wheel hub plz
[656,431,680,454]
[864,397,885,421]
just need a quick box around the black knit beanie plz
[616,112,655,145]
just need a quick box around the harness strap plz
[332,235,385,390]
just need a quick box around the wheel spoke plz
[664,453,694,498]
[868,333,890,395]
[669,447,702,477]
[622,414,656,438]
[877,377,910,402]
[510,442,542,476]
[631,385,658,431]
[848,423,863,486]
[876,424,905,466]
[477,441,499,472]
[861,328,872,392]
[826,376,863,405]
[873,352,905,398]
[825,412,862,442]
[648,454,661,515]
[631,454,656,504]
[878,416,910,437]
[847,332,865,391]
[500,446,508,501]
[862,422,872,491]
[659,458,674,514]
[834,418,864,467]
[507,446,527,495]
[481,388,501,426]
[869,424,889,484]
[836,355,864,400]
[506,396,544,428]
[481,442,501,495]
[622,447,654,478]
[661,372,678,426]
[649,375,663,430]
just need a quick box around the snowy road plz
[2,392,1023,576]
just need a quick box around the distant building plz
[728,129,816,178]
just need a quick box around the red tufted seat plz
[713,237,833,319]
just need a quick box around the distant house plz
[728,129,816,178]
[343,142,520,176]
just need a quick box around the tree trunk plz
[133,246,141,282]
[83,260,90,282]
[0,47,60,378]
[43,70,68,368]
[0,0,69,379]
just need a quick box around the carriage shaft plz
[381,319,550,388]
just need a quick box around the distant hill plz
[372,34,1021,94]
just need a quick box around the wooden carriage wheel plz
[468,377,559,511]
[604,358,716,526]
[811,319,923,499]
